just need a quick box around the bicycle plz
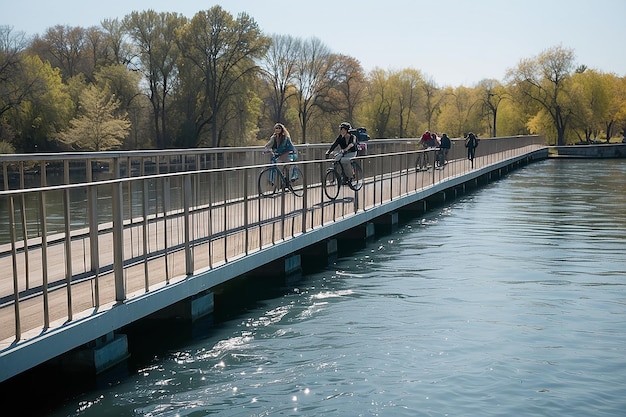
[415,148,433,172]
[258,151,303,197]
[434,147,448,169]
[323,153,363,200]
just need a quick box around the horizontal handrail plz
[0,136,545,348]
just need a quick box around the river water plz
[12,158,626,416]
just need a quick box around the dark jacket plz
[465,133,479,148]
[328,133,356,154]
[440,134,451,149]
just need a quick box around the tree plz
[0,139,15,153]
[259,34,300,124]
[569,69,610,142]
[11,55,73,152]
[327,54,367,125]
[438,86,482,137]
[94,64,149,148]
[395,68,422,138]
[100,18,132,66]
[602,73,626,141]
[29,25,95,81]
[366,68,394,138]
[178,6,270,147]
[421,76,444,132]
[0,26,28,118]
[57,84,130,151]
[292,37,333,143]
[124,10,186,148]
[507,45,577,145]
[477,79,507,137]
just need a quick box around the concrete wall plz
[550,143,626,158]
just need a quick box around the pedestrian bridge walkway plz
[0,136,546,382]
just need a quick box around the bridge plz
[0,136,547,383]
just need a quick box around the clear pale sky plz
[4,0,625,87]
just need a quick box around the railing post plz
[142,172,149,292]
[88,183,99,305]
[112,158,125,302]
[63,159,73,320]
[184,174,193,275]
[18,161,30,290]
[39,189,50,329]
[243,169,249,255]
[8,192,21,340]
[301,165,307,233]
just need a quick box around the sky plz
[3,0,625,87]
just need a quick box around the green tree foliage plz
[124,10,186,149]
[395,68,423,138]
[13,55,73,151]
[0,140,15,153]
[57,84,130,151]
[569,69,610,142]
[3,8,626,152]
[602,73,626,141]
[365,68,394,138]
[507,45,578,145]
[177,6,270,147]
[94,64,149,148]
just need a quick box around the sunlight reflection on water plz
[47,159,626,417]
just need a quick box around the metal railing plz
[0,135,545,345]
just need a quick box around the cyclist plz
[325,122,357,182]
[264,123,298,182]
[420,130,433,149]
[438,132,451,166]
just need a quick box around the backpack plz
[349,127,370,153]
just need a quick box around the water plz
[11,159,626,416]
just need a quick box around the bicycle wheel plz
[435,150,444,169]
[258,167,279,197]
[415,153,426,172]
[348,161,363,191]
[323,169,341,200]
[287,165,304,197]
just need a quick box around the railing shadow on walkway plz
[0,135,546,382]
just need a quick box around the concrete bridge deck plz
[0,137,547,382]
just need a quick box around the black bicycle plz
[434,147,448,169]
[415,149,432,172]
[323,156,363,200]
[258,151,303,197]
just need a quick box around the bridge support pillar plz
[339,222,375,241]
[337,222,375,253]
[373,212,399,234]
[189,291,215,321]
[398,199,427,220]
[426,191,446,207]
[56,332,129,375]
[301,239,338,271]
[254,253,302,277]
[92,333,129,374]
[284,254,302,276]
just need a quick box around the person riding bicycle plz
[264,123,297,163]
[438,133,451,165]
[420,130,433,149]
[325,122,357,182]
[264,123,298,181]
